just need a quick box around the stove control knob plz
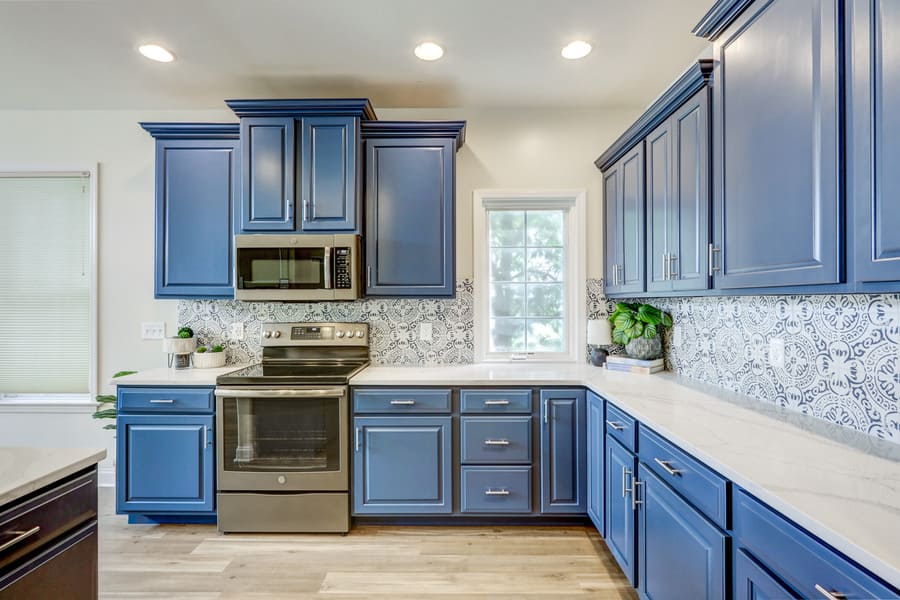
[277,475,286,485]
[336,330,345,338]
[355,330,365,338]
[272,331,281,338]
[263,331,272,339]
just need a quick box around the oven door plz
[215,387,348,492]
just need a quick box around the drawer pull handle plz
[483,439,510,446]
[632,480,643,511]
[654,458,683,477]
[814,585,846,600]
[390,400,416,406]
[484,489,510,496]
[606,420,625,431]
[149,399,176,404]
[483,400,510,406]
[0,526,40,553]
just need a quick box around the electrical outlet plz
[768,338,785,368]
[230,322,245,340]
[419,322,433,342]
[141,322,165,340]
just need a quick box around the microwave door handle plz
[324,246,332,289]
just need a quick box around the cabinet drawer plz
[460,467,532,513]
[460,417,532,464]
[460,389,531,413]
[638,427,728,529]
[353,389,451,413]
[605,403,637,452]
[0,469,97,571]
[734,490,898,600]
[118,387,214,413]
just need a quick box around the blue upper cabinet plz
[240,117,295,231]
[141,123,240,299]
[586,391,605,536]
[646,120,673,294]
[706,0,841,289]
[539,389,586,514]
[848,0,900,282]
[603,143,646,295]
[362,122,465,297]
[300,116,359,232]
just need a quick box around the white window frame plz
[0,166,99,408]
[473,189,586,363]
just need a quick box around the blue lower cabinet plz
[539,389,586,514]
[605,436,637,585]
[735,549,799,600]
[586,391,605,535]
[460,466,532,514]
[116,414,215,514]
[353,416,452,514]
[637,464,727,600]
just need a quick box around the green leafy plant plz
[92,370,137,430]
[177,326,194,339]
[608,302,673,346]
[196,346,208,353]
[210,345,224,353]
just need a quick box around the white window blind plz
[0,175,91,395]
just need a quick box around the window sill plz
[0,395,96,413]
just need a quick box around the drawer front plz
[353,389,451,413]
[460,417,532,464]
[460,466,532,513]
[605,403,637,452]
[0,469,97,571]
[734,490,898,600]
[118,386,214,413]
[460,389,532,413]
[638,427,728,528]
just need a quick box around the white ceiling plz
[0,0,711,110]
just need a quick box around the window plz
[474,190,586,362]
[0,171,96,401]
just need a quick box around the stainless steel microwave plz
[234,234,361,301]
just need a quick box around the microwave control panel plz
[334,247,352,289]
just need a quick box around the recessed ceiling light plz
[414,42,444,61]
[138,44,175,63]
[561,40,592,60]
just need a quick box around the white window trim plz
[473,189,586,363]
[0,165,99,406]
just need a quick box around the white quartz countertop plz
[110,365,248,386]
[351,364,900,587]
[0,447,107,506]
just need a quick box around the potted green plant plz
[91,370,137,430]
[608,302,673,360]
[193,344,226,369]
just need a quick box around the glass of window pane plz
[490,318,526,352]
[489,211,525,247]
[526,319,565,352]
[526,283,564,317]
[490,283,525,317]
[490,248,525,282]
[526,248,564,282]
[526,211,563,247]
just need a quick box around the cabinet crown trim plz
[594,59,713,172]
[361,120,467,149]
[691,0,756,40]
[139,122,239,139]
[224,98,377,120]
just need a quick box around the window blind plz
[0,175,91,394]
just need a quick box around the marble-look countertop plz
[110,365,248,386]
[351,364,900,587]
[0,447,107,506]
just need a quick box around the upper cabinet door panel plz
[620,144,647,294]
[850,0,900,282]
[300,116,358,232]
[603,167,621,293]
[646,120,673,293]
[713,0,840,288]
[241,117,295,231]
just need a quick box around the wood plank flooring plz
[98,489,636,598]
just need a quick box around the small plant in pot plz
[193,344,226,369]
[608,302,673,360]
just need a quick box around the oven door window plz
[237,247,326,290]
[221,396,340,472]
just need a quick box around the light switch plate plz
[419,322,433,342]
[768,338,785,368]
[141,322,165,340]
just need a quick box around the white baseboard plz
[98,465,115,488]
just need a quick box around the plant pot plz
[193,351,226,369]
[625,336,663,360]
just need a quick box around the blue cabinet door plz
[605,436,637,585]
[299,116,359,232]
[353,416,452,514]
[711,0,840,288]
[637,464,727,600]
[240,117,295,231]
[153,138,239,298]
[735,549,799,600]
[365,137,455,296]
[646,119,673,293]
[604,144,646,295]
[539,389,586,514]
[586,391,605,535]
[849,0,900,282]
[116,414,214,514]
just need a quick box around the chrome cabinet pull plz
[303,200,311,221]
[287,200,294,221]
[483,400,510,406]
[484,489,510,496]
[605,420,625,431]
[355,427,361,452]
[814,584,847,600]
[622,466,632,499]
[669,254,678,279]
[366,265,372,288]
[654,458,683,477]
[0,526,41,553]
[390,399,416,406]
[615,264,623,286]
[203,425,209,448]
[149,399,175,404]
[543,399,549,424]
[663,253,670,281]
[483,439,510,446]
[709,244,721,274]
[632,480,644,511]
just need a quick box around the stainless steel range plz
[214,322,369,533]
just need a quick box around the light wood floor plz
[98,489,636,599]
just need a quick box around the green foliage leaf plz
[177,326,194,339]
[661,312,673,328]
[196,346,208,353]
[612,328,630,345]
[92,408,117,420]
[637,304,662,325]
[643,324,658,339]
[625,322,644,339]
[95,394,116,404]
[211,345,224,353]
[613,313,635,331]
[112,370,137,378]
[102,423,116,430]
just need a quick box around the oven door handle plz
[215,387,347,399]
